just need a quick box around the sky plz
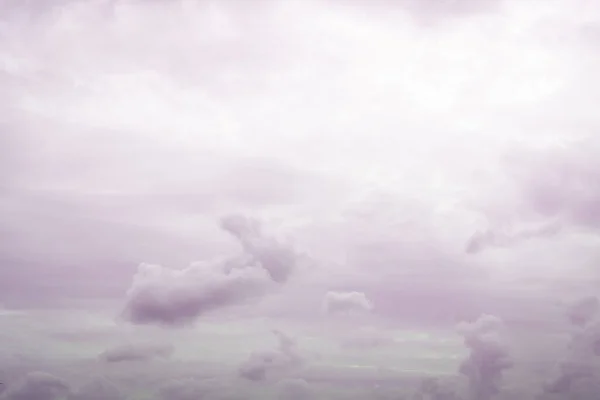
[1,0,600,399]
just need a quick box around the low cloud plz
[121,214,299,327]
[457,314,513,400]
[414,376,462,400]
[98,343,174,363]
[275,378,313,400]
[544,296,600,396]
[338,326,395,350]
[323,291,373,316]
[238,330,303,381]
[1,371,70,400]
[68,377,124,400]
[465,221,562,254]
[566,295,599,327]
[156,377,227,400]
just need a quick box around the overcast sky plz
[1,0,599,328]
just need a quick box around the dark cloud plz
[323,291,373,316]
[457,314,513,400]
[98,343,174,363]
[238,330,303,382]
[2,372,70,400]
[121,214,300,327]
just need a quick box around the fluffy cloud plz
[322,291,373,316]
[238,330,303,381]
[457,315,513,400]
[544,296,600,396]
[121,215,299,327]
[98,343,174,363]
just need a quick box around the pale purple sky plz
[1,0,600,329]
[2,2,600,399]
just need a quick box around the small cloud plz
[98,342,174,363]
[323,291,373,316]
[465,221,562,254]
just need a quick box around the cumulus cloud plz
[1,372,70,400]
[323,291,373,316]
[457,314,513,400]
[98,342,174,363]
[544,296,600,396]
[121,214,299,327]
[238,330,303,381]
[219,214,297,283]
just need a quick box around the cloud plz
[121,214,299,327]
[67,377,124,400]
[504,139,600,230]
[457,314,513,400]
[98,343,174,363]
[322,291,373,316]
[465,220,562,254]
[156,377,227,400]
[415,377,462,400]
[1,372,70,400]
[219,214,298,283]
[338,326,395,350]
[542,296,600,396]
[275,378,313,400]
[470,136,600,254]
[565,295,599,327]
[237,330,303,381]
